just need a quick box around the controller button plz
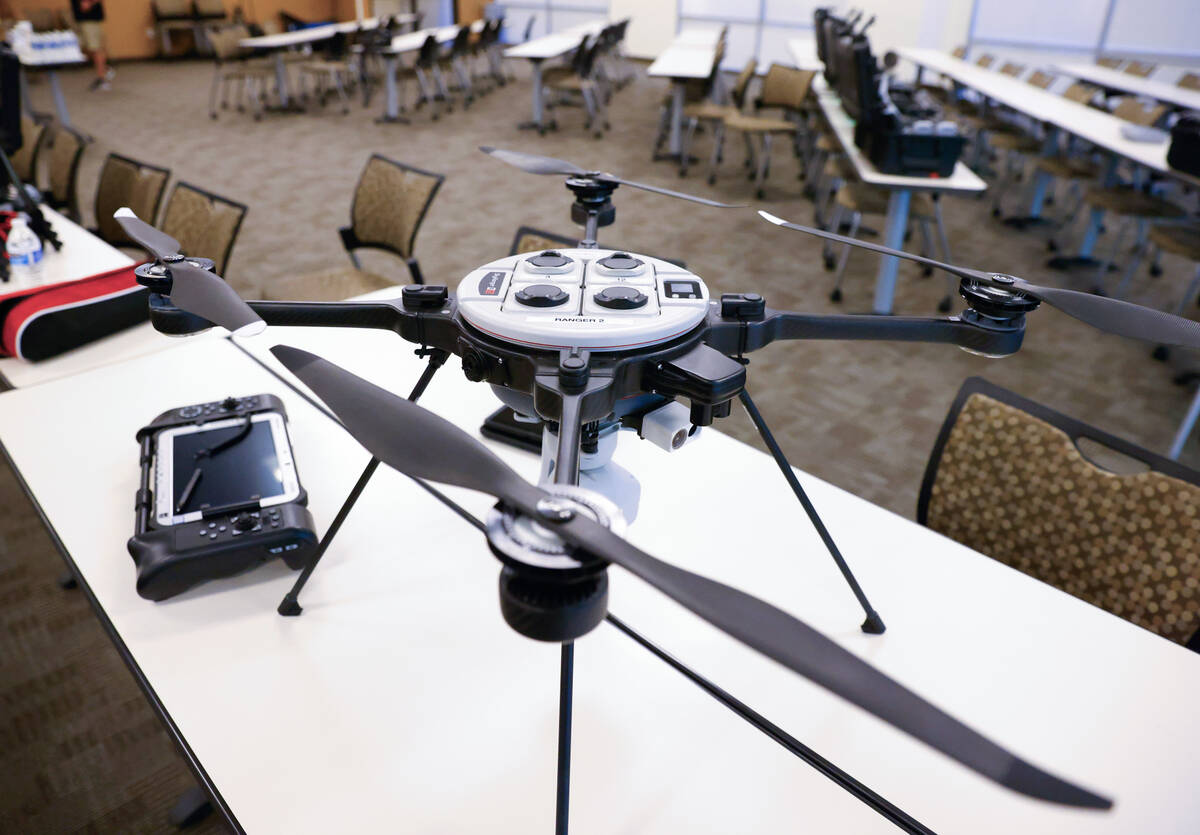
[527,251,571,269]
[515,284,570,308]
[597,252,643,271]
[594,286,648,310]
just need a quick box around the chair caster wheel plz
[823,255,835,271]
[1150,265,1163,278]
[1090,285,1107,296]
[1152,345,1169,362]
[756,188,765,199]
[991,207,1001,218]
[937,296,952,313]
[253,114,262,122]
[209,113,217,120]
[922,267,933,277]
[707,175,716,185]
[830,288,843,303]
[1047,239,1058,252]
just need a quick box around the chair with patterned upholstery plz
[159,181,248,278]
[91,153,172,250]
[260,155,444,301]
[1123,60,1157,78]
[43,127,88,221]
[508,226,686,269]
[1096,56,1123,70]
[9,116,46,186]
[919,377,1200,651]
[1180,72,1200,92]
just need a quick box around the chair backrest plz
[569,35,592,74]
[508,226,686,269]
[918,377,1200,648]
[1179,72,1200,91]
[1062,81,1098,104]
[759,64,816,111]
[730,58,758,110]
[975,53,995,68]
[999,61,1024,77]
[159,182,247,275]
[209,24,250,61]
[348,154,444,260]
[1124,60,1156,77]
[951,45,966,59]
[9,116,45,185]
[194,0,226,18]
[153,0,192,19]
[94,153,172,247]
[1113,96,1167,126]
[522,16,536,42]
[45,127,87,217]
[1096,55,1123,69]
[416,33,439,66]
[1026,70,1055,89]
[450,24,471,56]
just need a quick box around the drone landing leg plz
[737,390,886,635]
[605,614,932,835]
[277,350,449,617]
[556,642,574,835]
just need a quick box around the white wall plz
[611,0,676,59]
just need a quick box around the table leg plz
[1047,154,1116,271]
[376,55,409,124]
[1170,384,1200,460]
[518,59,546,131]
[47,72,76,131]
[668,80,684,154]
[274,52,290,107]
[872,189,911,315]
[18,67,36,119]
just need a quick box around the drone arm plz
[246,300,409,332]
[711,310,1025,357]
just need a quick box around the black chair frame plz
[45,126,89,222]
[338,154,445,285]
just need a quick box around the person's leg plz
[81,22,112,88]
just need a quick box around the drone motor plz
[486,485,623,642]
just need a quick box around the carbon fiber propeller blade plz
[759,211,1200,348]
[270,344,1113,811]
[480,146,587,176]
[168,261,266,337]
[114,207,182,260]
[114,208,265,337]
[481,146,744,209]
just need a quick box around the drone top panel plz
[455,249,710,351]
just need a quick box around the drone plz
[113,146,1200,832]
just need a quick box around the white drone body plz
[455,248,712,352]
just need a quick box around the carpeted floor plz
[3,55,1198,832]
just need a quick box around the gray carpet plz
[3,55,1198,832]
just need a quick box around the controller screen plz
[172,421,284,512]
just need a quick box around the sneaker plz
[104,67,115,82]
[87,78,103,91]
[96,80,111,92]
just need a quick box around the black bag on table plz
[1168,112,1200,177]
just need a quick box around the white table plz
[900,48,1200,262]
[238,15,418,108]
[647,26,724,159]
[811,78,987,314]
[0,207,220,390]
[376,20,486,122]
[17,53,87,133]
[1051,62,1200,113]
[503,20,610,132]
[786,37,823,72]
[3,320,1199,833]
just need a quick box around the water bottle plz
[6,215,45,287]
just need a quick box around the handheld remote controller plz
[129,394,317,601]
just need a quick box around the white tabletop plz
[813,78,987,193]
[386,19,485,55]
[239,15,417,50]
[786,37,823,72]
[647,26,724,80]
[899,48,1200,186]
[503,19,609,60]
[1050,62,1200,112]
[0,207,205,390]
[2,319,1198,833]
